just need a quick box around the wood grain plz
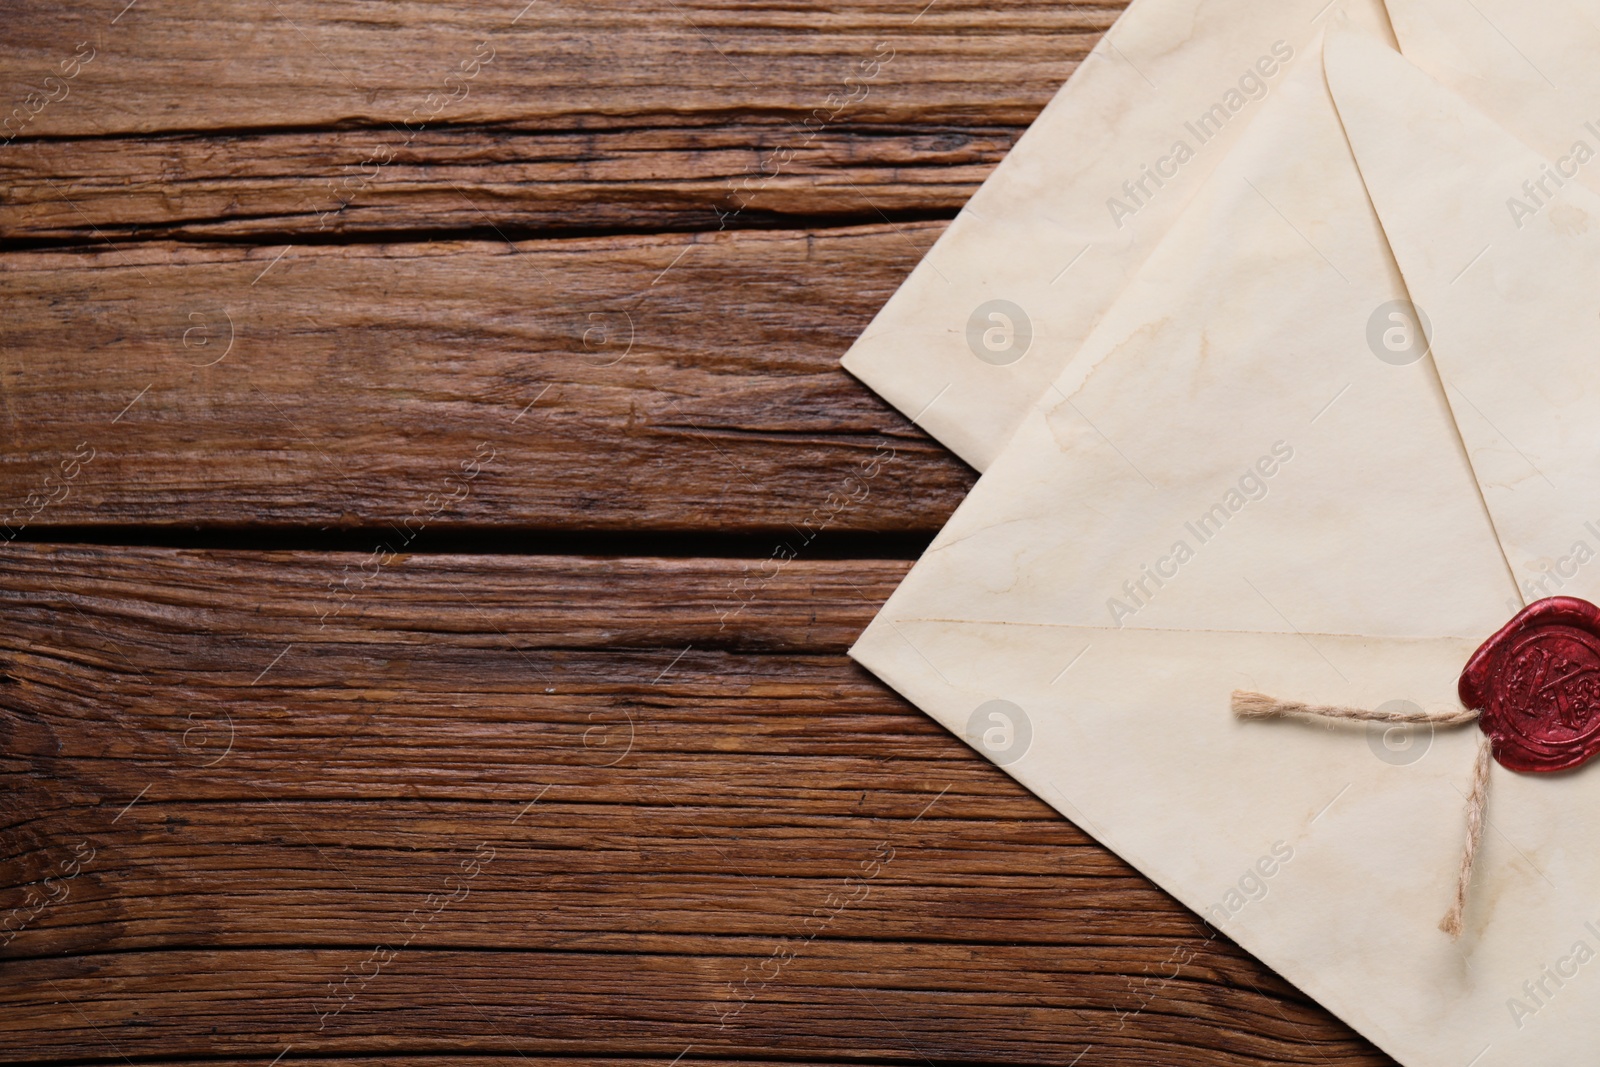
[0,0,1115,241]
[2,122,1012,241]
[2,1,1111,133]
[0,224,974,535]
[0,545,1395,1065]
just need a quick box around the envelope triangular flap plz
[858,29,1514,657]
[1327,33,1600,606]
[839,0,1394,471]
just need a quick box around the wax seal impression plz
[1460,596,1600,772]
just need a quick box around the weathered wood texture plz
[0,546,1394,1065]
[0,225,975,534]
[0,0,1123,535]
[0,1,1399,1063]
[0,1,1114,241]
[3,124,1013,241]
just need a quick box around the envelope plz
[839,0,1393,470]
[850,22,1600,1067]
[843,0,1600,472]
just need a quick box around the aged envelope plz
[851,24,1600,1067]
[840,0,1392,470]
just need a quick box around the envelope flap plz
[881,37,1515,647]
[839,0,1394,470]
[1327,33,1600,606]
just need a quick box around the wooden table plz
[0,3,1396,1064]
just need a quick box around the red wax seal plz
[1461,597,1600,773]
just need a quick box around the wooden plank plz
[1,1,1112,135]
[0,224,975,534]
[0,125,1012,241]
[0,545,1395,1065]
[0,0,1114,240]
[4,947,1386,1064]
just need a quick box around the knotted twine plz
[1231,691,1492,939]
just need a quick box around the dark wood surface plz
[0,3,1397,1064]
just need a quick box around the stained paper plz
[852,25,1600,1067]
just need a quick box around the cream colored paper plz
[851,26,1600,1066]
[1387,0,1600,186]
[1328,32,1600,609]
[840,0,1392,470]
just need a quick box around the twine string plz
[1230,691,1488,939]
[1231,690,1480,726]
[1439,734,1494,938]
